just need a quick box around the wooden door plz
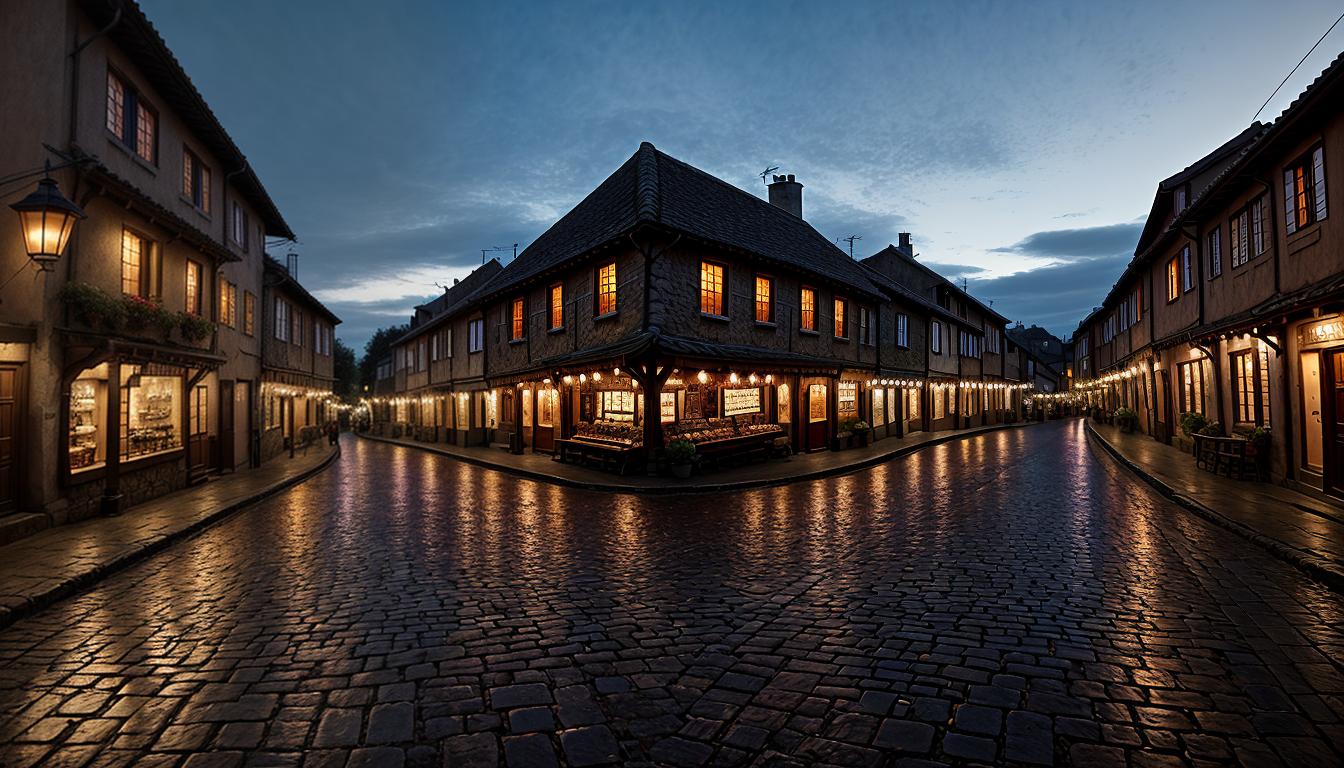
[219,380,235,471]
[189,385,209,473]
[0,365,23,514]
[534,388,556,453]
[806,382,829,452]
[1326,350,1344,495]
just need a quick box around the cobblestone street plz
[1,419,1342,767]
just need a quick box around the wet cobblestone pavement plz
[1,420,1342,767]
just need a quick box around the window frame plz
[931,319,943,355]
[1284,145,1328,234]
[274,297,290,342]
[699,260,727,318]
[594,262,617,317]
[468,318,484,353]
[105,68,157,165]
[1207,227,1222,279]
[511,296,526,341]
[230,201,249,250]
[1166,257,1179,303]
[243,291,256,337]
[799,286,817,333]
[754,274,774,324]
[896,313,909,349]
[1181,245,1193,293]
[833,296,848,339]
[182,146,210,214]
[549,283,564,330]
[185,260,203,316]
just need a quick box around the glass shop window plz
[906,388,921,421]
[837,381,858,419]
[872,387,886,426]
[69,364,110,472]
[599,389,636,422]
[120,367,183,460]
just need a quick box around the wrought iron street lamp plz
[10,173,85,269]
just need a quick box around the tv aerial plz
[759,165,779,186]
[838,234,862,258]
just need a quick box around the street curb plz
[359,420,1047,495]
[0,444,342,632]
[1085,420,1344,594]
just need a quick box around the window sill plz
[509,338,526,345]
[179,195,211,221]
[548,327,565,335]
[700,312,730,323]
[834,337,850,344]
[106,132,158,174]
[594,311,619,322]
[468,350,483,355]
[754,321,776,329]
[799,329,819,336]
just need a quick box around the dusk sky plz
[142,0,1344,353]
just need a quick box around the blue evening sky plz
[141,0,1344,351]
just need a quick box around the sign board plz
[722,387,763,417]
[1301,318,1344,348]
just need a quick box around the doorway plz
[534,387,556,453]
[219,380,235,471]
[806,382,829,452]
[0,364,24,514]
[189,384,210,478]
[1324,350,1344,495]
[1301,351,1324,473]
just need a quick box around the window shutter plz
[1314,147,1328,221]
[1284,169,1297,234]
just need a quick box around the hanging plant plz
[58,282,126,330]
[178,311,216,343]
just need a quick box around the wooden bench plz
[691,431,780,470]
[1193,434,1251,480]
[554,436,641,475]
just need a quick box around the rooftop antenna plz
[481,244,518,264]
[759,165,779,187]
[960,277,969,292]
[839,234,862,258]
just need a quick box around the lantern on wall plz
[10,174,85,269]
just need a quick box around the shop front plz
[1292,314,1344,494]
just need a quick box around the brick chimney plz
[768,174,803,218]
[898,232,912,254]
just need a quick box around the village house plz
[1072,51,1342,494]
[372,144,1030,470]
[0,0,334,536]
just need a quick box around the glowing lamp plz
[10,176,85,269]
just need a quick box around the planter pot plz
[670,463,692,479]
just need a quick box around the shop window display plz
[120,367,182,460]
[69,364,109,471]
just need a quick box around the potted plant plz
[59,282,126,331]
[1113,406,1138,433]
[1246,426,1271,480]
[1177,411,1207,454]
[851,420,870,447]
[178,311,216,343]
[666,438,697,479]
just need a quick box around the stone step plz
[0,512,50,547]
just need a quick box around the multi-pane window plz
[468,318,484,352]
[549,284,563,329]
[106,71,156,164]
[185,260,202,315]
[959,330,980,358]
[1178,360,1206,414]
[1251,195,1268,256]
[274,298,290,342]
[986,327,1001,353]
[699,261,725,316]
[1231,209,1250,268]
[931,320,943,354]
[431,328,451,360]
[595,263,617,315]
[315,322,332,356]
[1208,228,1222,278]
[896,313,909,349]
[754,276,772,323]
[121,229,145,296]
[292,309,303,348]
[1166,257,1179,301]
[511,297,525,340]
[1181,245,1193,292]
[1231,348,1271,427]
[182,148,210,212]
[833,298,847,338]
[1284,147,1328,234]
[243,291,255,336]
[218,279,237,327]
[231,201,248,249]
[1174,185,1187,213]
[799,287,816,331]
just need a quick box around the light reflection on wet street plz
[1,420,1341,766]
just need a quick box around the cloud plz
[921,262,989,277]
[991,222,1142,260]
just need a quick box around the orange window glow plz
[754,276,772,322]
[550,284,563,329]
[800,287,815,331]
[834,298,847,338]
[597,263,617,315]
[700,261,724,315]
[511,297,525,340]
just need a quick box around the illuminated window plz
[218,279,236,327]
[511,297,525,340]
[834,298,847,338]
[754,275,772,323]
[1178,360,1206,414]
[185,260,202,316]
[106,72,124,135]
[1231,348,1271,427]
[182,148,210,213]
[700,261,725,315]
[106,71,157,164]
[596,263,617,315]
[800,287,815,331]
[135,103,156,163]
[549,284,563,329]
[121,229,144,296]
[1284,147,1327,234]
[243,291,255,336]
[1166,257,1179,302]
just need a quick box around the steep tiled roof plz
[264,256,341,324]
[862,244,1008,326]
[394,261,506,346]
[477,143,886,301]
[413,259,503,318]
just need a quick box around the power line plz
[1252,9,1344,121]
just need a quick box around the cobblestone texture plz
[0,419,1342,766]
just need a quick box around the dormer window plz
[1174,185,1188,214]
